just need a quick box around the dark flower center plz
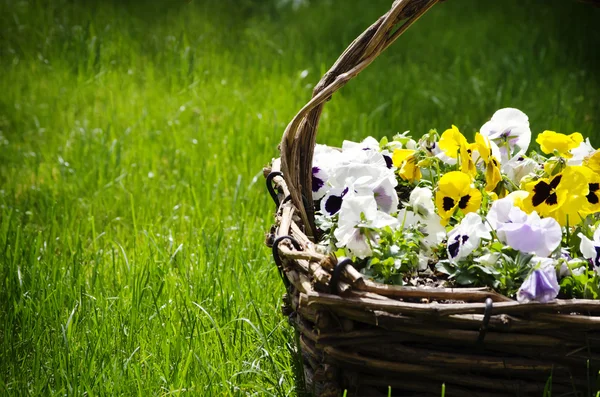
[531,174,562,207]
[312,167,325,192]
[383,154,393,169]
[594,246,600,269]
[323,188,348,215]
[442,197,455,211]
[587,183,600,205]
[458,195,471,210]
[448,235,469,259]
[324,195,342,215]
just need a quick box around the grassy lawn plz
[1,0,599,395]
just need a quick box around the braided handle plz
[279,0,440,239]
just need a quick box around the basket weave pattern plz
[268,0,600,395]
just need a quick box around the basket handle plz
[279,0,440,239]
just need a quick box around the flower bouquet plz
[310,107,600,304]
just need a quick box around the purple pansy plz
[517,258,560,303]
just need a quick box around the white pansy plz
[502,156,539,185]
[568,138,595,166]
[334,194,399,258]
[435,150,458,166]
[312,144,342,200]
[447,213,491,262]
[405,139,417,150]
[409,186,436,218]
[371,177,399,214]
[480,108,531,162]
[328,149,394,190]
[398,187,446,248]
[487,198,562,257]
[341,136,380,152]
[476,253,500,267]
[351,175,399,214]
[578,227,600,271]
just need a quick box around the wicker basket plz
[265,1,600,396]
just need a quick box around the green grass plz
[1,0,599,395]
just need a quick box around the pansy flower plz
[392,149,421,182]
[312,166,330,200]
[521,166,588,223]
[487,198,562,257]
[573,165,600,214]
[503,156,539,186]
[328,149,392,188]
[311,144,342,200]
[578,227,600,272]
[480,108,531,162]
[517,257,560,303]
[438,125,476,176]
[341,136,380,152]
[474,132,502,191]
[439,125,467,158]
[398,187,446,248]
[435,171,482,224]
[536,130,583,158]
[446,213,490,262]
[353,175,399,214]
[334,194,399,258]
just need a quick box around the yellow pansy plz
[475,132,493,162]
[521,166,588,225]
[484,158,502,192]
[460,143,477,177]
[439,125,468,159]
[536,131,583,158]
[574,165,600,214]
[435,171,482,224]
[392,149,421,182]
[475,132,501,191]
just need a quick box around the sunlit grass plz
[1,0,599,394]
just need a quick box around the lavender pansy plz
[487,198,562,257]
[517,257,560,303]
